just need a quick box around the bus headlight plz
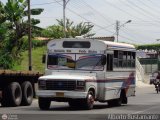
[76,81,85,90]
[38,80,46,90]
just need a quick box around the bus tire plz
[114,98,122,106]
[2,82,22,107]
[83,91,94,110]
[38,97,51,110]
[21,81,33,106]
[108,99,122,107]
[108,100,114,107]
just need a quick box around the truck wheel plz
[9,82,22,106]
[21,81,33,106]
[2,82,22,107]
[1,87,9,107]
[83,91,94,110]
[38,97,51,110]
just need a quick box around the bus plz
[37,38,136,110]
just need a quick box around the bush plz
[21,36,48,50]
[137,44,160,50]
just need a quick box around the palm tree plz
[56,19,95,38]
[1,0,43,38]
[72,22,95,37]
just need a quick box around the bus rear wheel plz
[108,98,122,107]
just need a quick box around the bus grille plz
[46,80,76,91]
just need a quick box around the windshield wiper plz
[89,57,102,73]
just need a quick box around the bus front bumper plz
[36,90,87,99]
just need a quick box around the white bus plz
[37,38,136,110]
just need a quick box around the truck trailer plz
[0,70,43,107]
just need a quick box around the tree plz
[0,0,43,69]
[57,19,95,38]
[41,19,95,38]
[137,44,160,59]
[41,25,63,39]
[71,22,95,37]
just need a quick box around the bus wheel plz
[107,100,114,107]
[83,91,94,110]
[108,98,122,107]
[38,97,51,110]
[114,98,122,106]
[21,81,33,106]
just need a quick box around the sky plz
[1,0,160,45]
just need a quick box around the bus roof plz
[100,40,135,49]
[47,38,136,52]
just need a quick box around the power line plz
[103,0,146,21]
[53,0,143,44]
[80,0,113,24]
[70,0,114,27]
[126,0,160,21]
[94,23,115,33]
[147,0,160,10]
[122,28,155,41]
[138,0,160,14]
[31,1,62,6]
[104,0,160,27]
[119,0,160,26]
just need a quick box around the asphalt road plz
[0,85,160,120]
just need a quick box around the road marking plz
[133,105,160,114]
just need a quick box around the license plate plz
[56,92,64,97]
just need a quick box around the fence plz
[139,58,159,73]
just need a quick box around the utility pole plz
[116,20,120,42]
[28,0,32,71]
[63,0,70,38]
[115,20,131,42]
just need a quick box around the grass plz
[12,46,47,73]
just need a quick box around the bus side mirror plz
[42,54,46,63]
[101,55,106,65]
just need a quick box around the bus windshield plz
[47,54,104,71]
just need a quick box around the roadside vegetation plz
[4,0,159,72]
[12,46,46,73]
[0,0,43,69]
[137,44,160,56]
[0,0,95,71]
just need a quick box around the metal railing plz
[136,58,145,82]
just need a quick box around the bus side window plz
[107,54,113,71]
